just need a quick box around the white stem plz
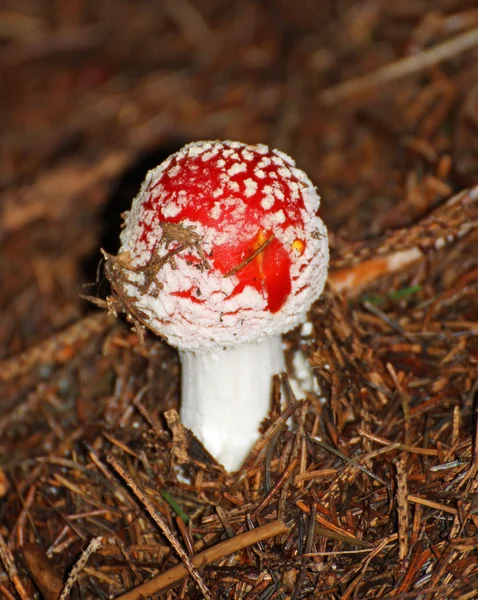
[179,335,284,472]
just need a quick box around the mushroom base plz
[179,335,285,472]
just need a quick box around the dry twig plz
[115,520,289,600]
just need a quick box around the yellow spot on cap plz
[292,239,305,255]
[254,230,267,276]
[255,230,267,247]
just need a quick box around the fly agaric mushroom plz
[105,141,329,471]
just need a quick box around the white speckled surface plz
[118,140,329,351]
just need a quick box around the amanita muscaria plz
[105,141,329,471]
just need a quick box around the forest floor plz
[1,1,478,598]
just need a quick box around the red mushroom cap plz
[117,141,328,351]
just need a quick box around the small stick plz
[0,312,113,382]
[223,235,274,277]
[59,536,103,600]
[407,494,457,515]
[395,458,409,561]
[321,26,478,104]
[115,520,289,600]
[106,454,211,599]
[357,429,439,456]
[0,531,29,600]
[329,186,478,294]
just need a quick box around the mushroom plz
[105,141,329,472]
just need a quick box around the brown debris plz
[22,543,64,600]
[101,220,212,344]
[0,313,114,383]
